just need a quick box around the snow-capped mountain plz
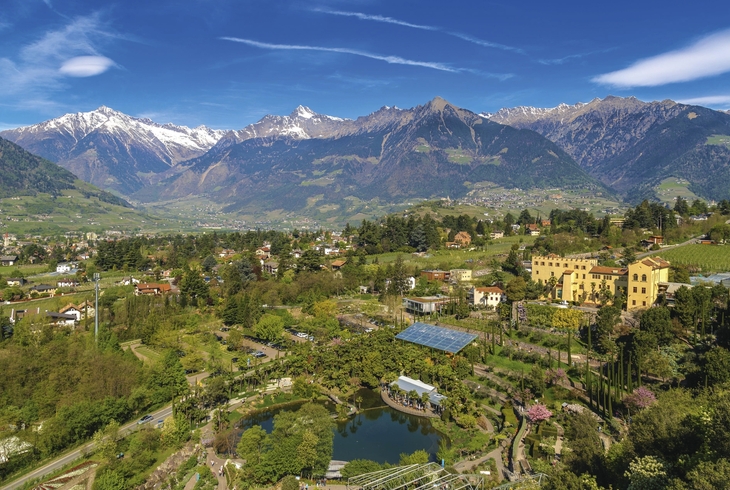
[481,100,590,124]
[212,105,349,151]
[0,106,226,195]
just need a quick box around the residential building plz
[263,260,279,275]
[135,283,172,296]
[469,286,506,308]
[56,262,77,274]
[331,259,347,270]
[490,231,504,239]
[526,224,540,236]
[0,255,18,266]
[453,231,472,247]
[420,270,450,282]
[29,284,55,295]
[56,278,79,288]
[449,269,472,283]
[59,304,82,321]
[6,277,26,287]
[402,295,450,315]
[46,312,77,328]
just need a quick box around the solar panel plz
[396,322,477,353]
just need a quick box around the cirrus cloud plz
[59,56,115,77]
[594,29,730,87]
[221,37,462,72]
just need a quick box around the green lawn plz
[135,345,162,362]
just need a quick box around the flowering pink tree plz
[545,368,567,386]
[623,386,657,411]
[527,404,553,423]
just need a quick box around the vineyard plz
[652,244,730,272]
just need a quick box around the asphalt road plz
[2,404,175,489]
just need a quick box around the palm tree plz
[408,390,419,408]
[421,392,430,412]
[355,395,363,411]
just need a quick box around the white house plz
[469,286,506,308]
[56,262,77,274]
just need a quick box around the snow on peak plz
[7,106,227,163]
[293,105,316,119]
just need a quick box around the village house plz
[0,255,18,266]
[449,269,473,283]
[56,262,77,274]
[134,283,172,296]
[330,259,347,271]
[255,247,271,259]
[45,312,77,328]
[117,276,140,286]
[453,231,472,247]
[263,260,279,275]
[526,224,540,236]
[420,270,451,282]
[59,303,83,321]
[469,286,506,308]
[6,277,26,287]
[29,284,55,295]
[490,231,505,239]
[56,278,79,288]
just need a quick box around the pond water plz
[238,389,443,464]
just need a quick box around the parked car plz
[254,351,266,358]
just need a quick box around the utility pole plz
[94,272,100,343]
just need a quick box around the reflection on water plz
[237,388,442,464]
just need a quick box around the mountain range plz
[483,96,730,201]
[1,106,225,195]
[2,95,730,220]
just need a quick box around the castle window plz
[633,287,637,293]
[633,274,638,281]
[641,274,647,282]
[632,300,636,305]
[642,287,646,294]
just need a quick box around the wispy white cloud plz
[678,94,730,107]
[311,8,522,53]
[220,37,461,72]
[446,32,523,54]
[311,9,436,30]
[0,13,121,104]
[593,29,730,87]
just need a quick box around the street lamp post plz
[94,272,100,343]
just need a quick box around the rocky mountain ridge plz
[0,107,226,195]
[137,97,601,214]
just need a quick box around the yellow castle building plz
[531,254,670,311]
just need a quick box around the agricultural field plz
[652,244,730,272]
[654,177,702,206]
[371,235,535,268]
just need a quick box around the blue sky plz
[1,0,730,130]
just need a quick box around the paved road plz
[2,404,174,490]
